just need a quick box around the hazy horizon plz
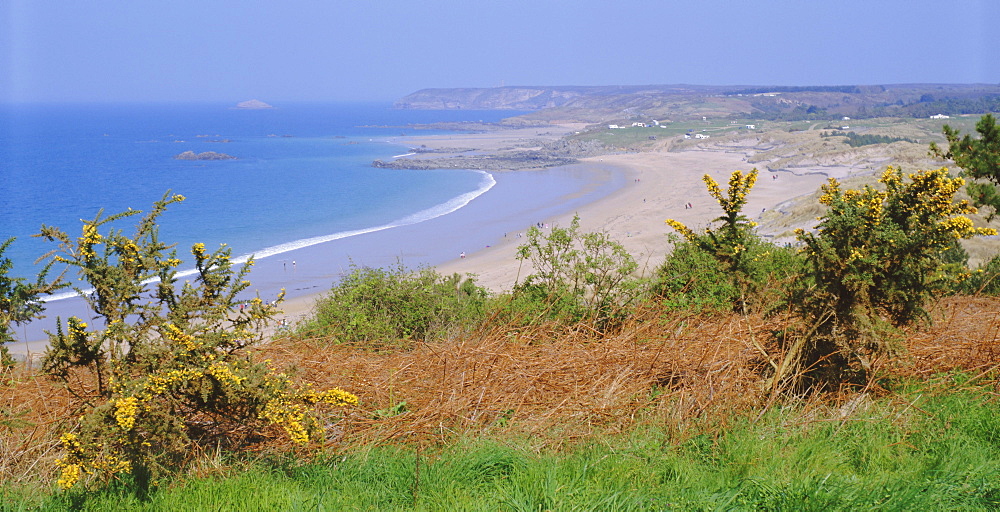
[2,0,998,104]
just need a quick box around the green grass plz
[6,372,1000,511]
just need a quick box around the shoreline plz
[279,142,833,325]
[9,126,837,360]
[7,135,623,358]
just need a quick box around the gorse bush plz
[665,169,775,313]
[959,253,1000,295]
[512,215,642,331]
[36,194,357,492]
[300,262,489,347]
[931,113,1000,220]
[653,236,739,313]
[780,167,996,388]
[654,235,803,314]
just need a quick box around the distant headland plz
[233,99,274,110]
[393,83,1000,122]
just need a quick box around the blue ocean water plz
[0,102,520,290]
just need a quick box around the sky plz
[1,0,997,104]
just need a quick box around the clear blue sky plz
[2,0,997,104]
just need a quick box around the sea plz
[1,102,624,346]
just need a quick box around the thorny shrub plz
[931,113,1000,220]
[654,234,802,315]
[0,237,63,369]
[780,166,997,389]
[37,193,357,492]
[665,169,771,313]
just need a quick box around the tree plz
[931,114,1000,220]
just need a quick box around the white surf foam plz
[43,171,496,302]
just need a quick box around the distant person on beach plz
[460,252,466,259]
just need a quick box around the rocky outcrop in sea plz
[174,151,237,161]
[233,99,274,109]
[372,138,612,171]
[373,153,578,171]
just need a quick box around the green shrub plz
[299,263,488,347]
[512,215,643,331]
[664,168,802,314]
[654,235,803,314]
[931,113,1000,220]
[653,236,739,313]
[954,253,1000,295]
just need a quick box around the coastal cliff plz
[393,85,735,111]
[395,87,593,110]
[394,84,1000,123]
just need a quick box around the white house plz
[608,124,621,129]
[930,114,951,119]
[745,124,756,130]
[694,133,710,139]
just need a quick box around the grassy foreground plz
[4,368,1000,510]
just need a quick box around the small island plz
[233,99,274,110]
[174,151,237,161]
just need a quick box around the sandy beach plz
[277,128,832,323]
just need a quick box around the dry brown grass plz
[261,309,775,450]
[4,296,999,485]
[257,296,1000,450]
[1,365,76,485]
[905,296,1000,376]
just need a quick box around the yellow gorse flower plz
[113,396,139,430]
[78,223,103,257]
[163,323,200,352]
[664,218,697,242]
[262,399,312,444]
[56,461,82,489]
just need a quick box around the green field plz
[5,373,999,511]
